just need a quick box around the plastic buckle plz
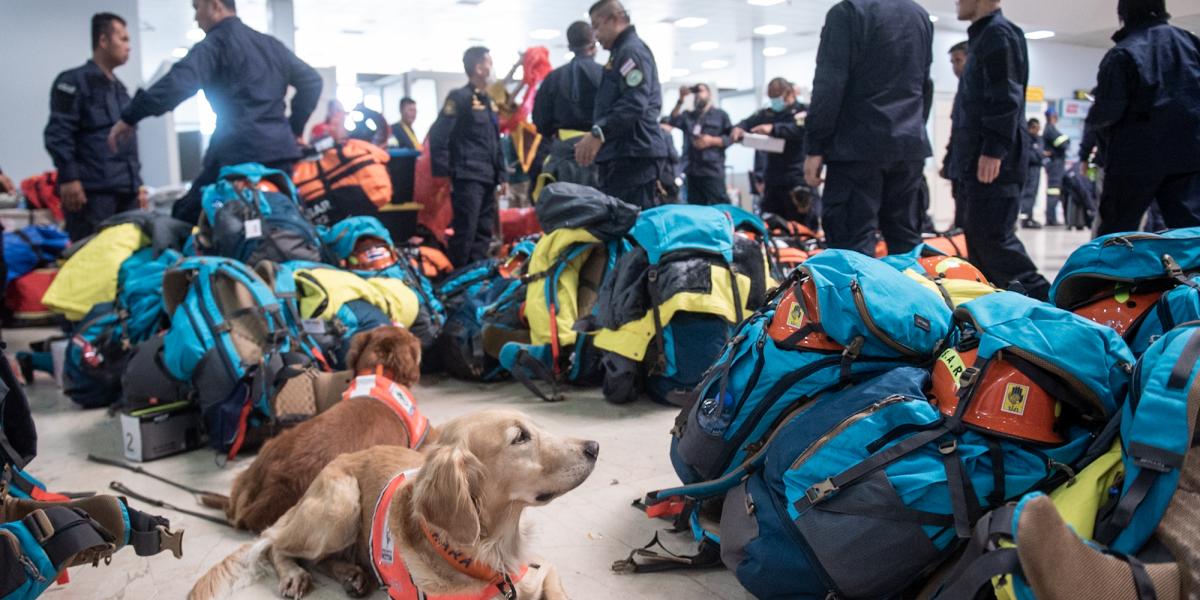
[958,366,981,389]
[939,439,959,455]
[1162,254,1183,278]
[805,479,837,505]
[22,510,53,544]
[647,268,658,283]
[158,526,184,559]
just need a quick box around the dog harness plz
[369,470,527,600]
[342,366,430,450]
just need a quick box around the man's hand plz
[804,155,825,189]
[61,180,87,213]
[977,155,1002,184]
[751,123,774,136]
[730,127,746,143]
[695,134,723,149]
[138,186,149,210]
[0,173,14,195]
[678,85,692,99]
[107,120,135,153]
[754,181,765,196]
[574,133,603,167]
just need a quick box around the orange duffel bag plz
[293,139,392,226]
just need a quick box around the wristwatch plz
[590,125,605,144]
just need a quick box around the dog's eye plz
[512,428,530,445]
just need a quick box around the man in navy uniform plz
[44,13,143,241]
[669,83,733,205]
[1089,0,1200,235]
[107,0,322,224]
[732,79,814,228]
[428,47,504,268]
[391,97,421,152]
[532,21,602,141]
[953,0,1050,300]
[1019,118,1045,228]
[802,0,934,257]
[1041,106,1069,226]
[575,0,671,209]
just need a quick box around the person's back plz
[1098,21,1200,175]
[536,56,602,138]
[806,0,933,162]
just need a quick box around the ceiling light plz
[1025,30,1055,40]
[747,0,786,6]
[929,15,939,23]
[530,28,559,40]
[690,41,720,51]
[671,68,691,78]
[701,59,729,70]
[185,27,205,42]
[674,17,708,29]
[171,47,189,59]
[763,46,787,57]
[753,24,786,36]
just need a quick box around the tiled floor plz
[13,226,1093,599]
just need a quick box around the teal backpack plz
[196,163,323,265]
[161,256,314,457]
[1051,227,1200,356]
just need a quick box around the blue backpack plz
[1051,227,1200,355]
[2,225,68,284]
[434,243,535,381]
[63,248,180,408]
[195,163,323,265]
[667,249,954,488]
[161,257,313,456]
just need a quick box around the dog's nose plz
[582,440,599,461]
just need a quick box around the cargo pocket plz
[718,482,760,572]
[795,469,945,598]
[675,395,734,483]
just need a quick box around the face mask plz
[695,97,708,111]
[769,97,786,112]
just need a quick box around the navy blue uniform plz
[951,9,1049,301]
[1042,122,1069,224]
[1089,19,1200,235]
[428,85,503,267]
[1020,128,1044,220]
[805,0,933,257]
[391,122,421,151]
[532,55,602,139]
[737,102,815,227]
[44,60,141,241]
[121,17,322,224]
[670,107,732,205]
[592,26,671,209]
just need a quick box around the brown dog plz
[211,326,429,532]
[190,409,598,600]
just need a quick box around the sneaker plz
[1021,219,1043,229]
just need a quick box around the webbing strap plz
[794,426,947,511]
[941,441,984,538]
[1167,331,1200,389]
[509,349,564,403]
[986,438,1007,507]
[931,548,1021,600]
[1110,551,1160,600]
[610,532,722,574]
[25,507,112,570]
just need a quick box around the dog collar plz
[419,521,507,583]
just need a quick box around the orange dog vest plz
[342,369,430,449]
[369,470,527,600]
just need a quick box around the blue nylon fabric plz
[1049,227,1200,307]
[631,205,735,264]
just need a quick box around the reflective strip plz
[1054,134,1069,147]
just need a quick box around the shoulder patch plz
[619,58,637,77]
[55,81,77,95]
[442,98,456,116]
[625,69,644,87]
[795,111,807,126]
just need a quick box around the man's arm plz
[427,95,459,178]
[976,34,1023,161]
[531,70,556,136]
[771,112,807,141]
[286,51,323,138]
[1085,49,1133,134]
[804,2,855,157]
[121,41,219,125]
[44,71,83,183]
[718,110,733,148]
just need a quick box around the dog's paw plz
[338,565,369,598]
[279,570,312,599]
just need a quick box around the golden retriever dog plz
[190,409,598,600]
[208,326,430,532]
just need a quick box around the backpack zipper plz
[790,395,911,471]
[850,280,921,357]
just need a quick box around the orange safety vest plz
[342,368,431,449]
[369,470,527,600]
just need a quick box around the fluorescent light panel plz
[701,59,729,70]
[748,0,786,6]
[674,17,708,29]
[690,40,720,51]
[1025,30,1055,40]
[753,24,786,36]
[763,46,787,57]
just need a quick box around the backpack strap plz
[930,503,1021,600]
[508,347,565,403]
[610,531,722,574]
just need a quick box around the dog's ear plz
[413,444,485,546]
[346,328,376,373]
[391,329,422,387]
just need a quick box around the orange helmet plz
[1072,284,1163,338]
[918,255,991,285]
[774,246,810,272]
[930,347,1064,445]
[412,246,453,279]
[348,236,398,271]
[768,279,843,351]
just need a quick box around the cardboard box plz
[120,402,204,462]
[742,133,786,154]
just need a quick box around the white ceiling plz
[138,0,1200,87]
